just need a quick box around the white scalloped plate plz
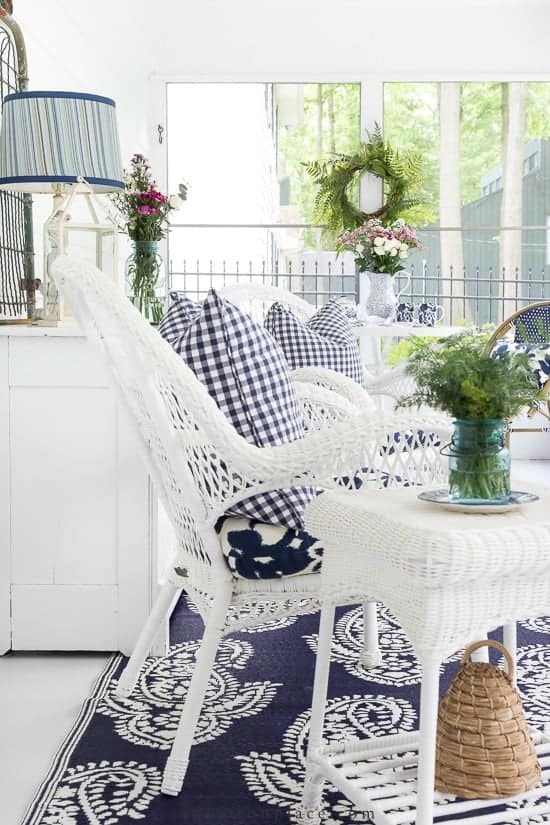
[418,488,540,514]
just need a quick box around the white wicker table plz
[299,486,550,825]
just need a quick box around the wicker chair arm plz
[363,361,417,402]
[291,366,373,409]
[217,407,452,491]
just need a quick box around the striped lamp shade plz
[0,90,124,192]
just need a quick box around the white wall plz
[143,0,550,79]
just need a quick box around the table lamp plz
[0,90,124,322]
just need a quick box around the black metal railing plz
[168,223,550,327]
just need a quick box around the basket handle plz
[461,639,514,680]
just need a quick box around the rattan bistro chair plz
[52,256,449,798]
[486,300,550,432]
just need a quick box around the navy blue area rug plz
[22,597,550,824]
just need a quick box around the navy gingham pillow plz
[265,299,363,385]
[159,290,314,530]
[158,291,201,345]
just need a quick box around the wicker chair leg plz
[416,660,440,825]
[298,603,335,821]
[358,600,382,668]
[116,580,181,699]
[161,588,232,796]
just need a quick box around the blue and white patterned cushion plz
[513,305,550,343]
[159,289,315,530]
[491,340,550,388]
[265,299,364,385]
[158,291,201,345]
[217,468,397,579]
[216,516,323,579]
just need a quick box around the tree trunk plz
[439,82,467,322]
[500,82,527,318]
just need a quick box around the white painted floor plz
[0,652,109,825]
[1,460,548,825]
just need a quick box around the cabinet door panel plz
[0,339,9,653]
[11,584,118,650]
[11,386,117,585]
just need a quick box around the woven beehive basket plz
[435,639,541,800]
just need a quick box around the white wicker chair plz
[218,281,416,403]
[52,255,450,798]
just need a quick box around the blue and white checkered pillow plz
[159,290,315,530]
[158,291,201,345]
[265,299,363,385]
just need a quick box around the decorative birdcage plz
[0,0,34,323]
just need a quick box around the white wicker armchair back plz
[51,256,274,591]
[218,282,315,324]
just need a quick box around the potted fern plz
[397,334,542,504]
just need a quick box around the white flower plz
[383,240,393,251]
[169,194,181,209]
[373,237,385,246]
[390,248,398,256]
[374,247,385,255]
[399,250,408,259]
[355,242,364,253]
[389,238,400,249]
[400,243,408,251]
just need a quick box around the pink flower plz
[148,190,168,203]
[137,205,160,215]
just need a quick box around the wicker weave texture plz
[435,640,541,799]
[52,256,450,631]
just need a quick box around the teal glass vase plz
[125,240,166,325]
[447,419,511,504]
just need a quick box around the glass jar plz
[125,240,166,325]
[447,419,511,504]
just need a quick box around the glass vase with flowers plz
[112,153,187,324]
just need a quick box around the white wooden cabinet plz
[0,323,171,654]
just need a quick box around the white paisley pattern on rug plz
[98,638,280,749]
[303,605,460,687]
[237,693,417,824]
[187,594,318,632]
[516,644,550,732]
[521,616,550,635]
[40,760,162,825]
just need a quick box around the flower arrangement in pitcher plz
[339,218,422,275]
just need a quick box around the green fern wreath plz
[305,126,423,239]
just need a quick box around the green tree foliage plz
[383,83,440,224]
[384,81,550,218]
[277,84,361,247]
